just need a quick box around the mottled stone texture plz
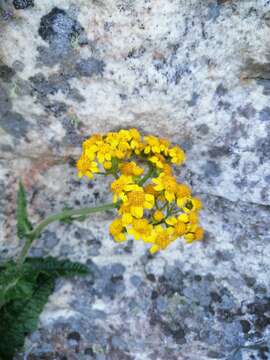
[0,0,270,359]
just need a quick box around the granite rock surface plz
[0,0,270,359]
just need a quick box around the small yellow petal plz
[165,217,177,225]
[165,190,175,203]
[131,206,143,218]
[149,244,159,254]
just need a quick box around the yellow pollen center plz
[128,191,145,206]
[134,220,149,233]
[164,177,177,192]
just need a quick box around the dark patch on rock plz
[247,298,270,332]
[218,100,231,110]
[13,0,34,9]
[0,84,12,115]
[208,145,231,158]
[29,72,86,120]
[207,350,224,358]
[37,7,87,67]
[264,174,270,184]
[187,92,199,107]
[67,331,81,342]
[84,347,94,355]
[45,101,67,117]
[196,123,209,135]
[146,273,156,282]
[240,319,251,333]
[29,72,71,97]
[119,93,127,100]
[203,160,222,178]
[0,63,15,82]
[36,45,72,67]
[256,135,270,163]
[210,291,222,303]
[107,348,133,360]
[180,137,193,151]
[243,275,256,288]
[172,65,191,85]
[68,88,85,103]
[207,2,220,21]
[259,346,270,360]
[215,250,233,262]
[257,79,270,95]
[169,326,186,343]
[39,7,83,44]
[127,46,146,59]
[259,107,270,122]
[237,103,256,119]
[75,57,105,77]
[263,10,270,27]
[0,111,29,138]
[215,84,228,97]
[61,117,84,146]
[92,263,126,300]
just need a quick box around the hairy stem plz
[17,202,117,266]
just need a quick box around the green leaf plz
[16,181,32,239]
[25,257,89,277]
[0,274,54,360]
[0,262,37,304]
[0,257,89,359]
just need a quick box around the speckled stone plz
[1,0,270,359]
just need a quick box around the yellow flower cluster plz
[77,128,203,253]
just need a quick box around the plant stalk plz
[138,164,155,186]
[17,202,117,266]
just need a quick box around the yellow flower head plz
[109,218,126,242]
[194,227,204,241]
[124,187,155,218]
[149,225,174,254]
[95,141,113,164]
[111,175,134,202]
[143,135,162,154]
[127,218,154,242]
[153,210,165,222]
[177,197,202,212]
[174,221,187,237]
[169,146,185,165]
[162,164,173,175]
[188,212,199,224]
[149,154,166,169]
[176,184,191,199]
[120,162,144,176]
[152,173,178,202]
[77,128,203,253]
[82,134,102,152]
[77,155,99,179]
[144,184,159,197]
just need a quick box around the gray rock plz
[0,111,29,138]
[1,1,270,359]
[259,107,270,122]
[75,58,105,77]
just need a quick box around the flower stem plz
[17,202,117,266]
[138,164,155,186]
